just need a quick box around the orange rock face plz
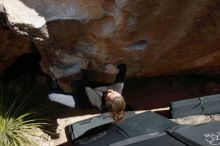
[1,0,220,86]
[0,28,30,74]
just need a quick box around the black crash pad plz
[68,111,178,146]
[167,121,220,146]
[109,132,187,146]
[171,94,220,118]
[117,111,178,137]
[68,113,113,141]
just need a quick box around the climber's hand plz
[104,64,119,74]
[80,58,89,69]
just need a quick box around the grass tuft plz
[0,79,46,146]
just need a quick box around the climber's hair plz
[107,95,126,122]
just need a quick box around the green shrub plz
[0,80,45,146]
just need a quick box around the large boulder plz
[1,0,220,87]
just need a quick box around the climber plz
[48,59,127,122]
